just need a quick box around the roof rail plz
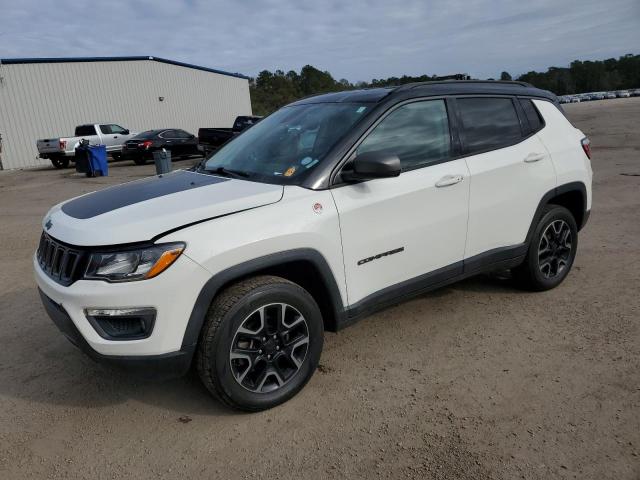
[395,79,533,91]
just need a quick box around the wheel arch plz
[526,182,588,245]
[181,249,346,351]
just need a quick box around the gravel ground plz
[0,98,638,480]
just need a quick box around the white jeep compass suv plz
[35,81,593,411]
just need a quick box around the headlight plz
[84,242,185,282]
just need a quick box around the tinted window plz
[159,130,176,138]
[457,98,522,154]
[132,130,159,140]
[173,130,192,139]
[521,99,543,132]
[357,100,451,170]
[99,125,112,134]
[76,125,97,136]
[110,124,127,134]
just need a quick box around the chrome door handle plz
[524,152,545,163]
[435,174,464,187]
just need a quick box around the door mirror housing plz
[342,151,401,181]
[122,129,130,135]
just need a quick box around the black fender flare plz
[525,181,588,246]
[181,248,346,350]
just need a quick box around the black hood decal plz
[62,170,229,219]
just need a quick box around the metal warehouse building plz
[0,56,252,170]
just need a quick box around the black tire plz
[513,204,578,291]
[51,157,70,169]
[111,152,122,161]
[133,156,147,165]
[196,275,324,411]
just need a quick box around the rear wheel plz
[133,156,147,165]
[196,275,324,411]
[513,204,578,291]
[50,157,69,169]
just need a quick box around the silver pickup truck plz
[37,124,138,168]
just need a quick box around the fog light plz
[85,307,156,340]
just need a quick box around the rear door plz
[158,130,179,155]
[331,99,470,306]
[174,130,198,156]
[456,96,556,262]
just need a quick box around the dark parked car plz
[198,116,262,155]
[122,129,199,165]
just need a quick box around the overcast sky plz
[1,0,638,81]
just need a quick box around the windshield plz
[203,103,369,184]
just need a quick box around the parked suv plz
[35,81,592,411]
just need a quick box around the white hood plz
[43,170,283,246]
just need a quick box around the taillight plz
[142,140,153,149]
[581,137,591,159]
[59,139,67,150]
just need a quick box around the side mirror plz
[343,151,401,181]
[190,134,196,139]
[122,129,130,135]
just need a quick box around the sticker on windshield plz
[304,159,319,169]
[300,156,313,166]
[284,166,296,177]
[356,106,367,113]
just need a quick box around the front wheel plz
[50,157,70,169]
[196,276,324,411]
[513,204,578,291]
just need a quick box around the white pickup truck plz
[37,124,138,169]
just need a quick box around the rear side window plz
[173,130,192,139]
[520,99,544,132]
[357,100,451,170]
[76,125,97,136]
[159,130,176,138]
[457,98,522,154]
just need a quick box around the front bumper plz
[34,252,211,374]
[39,288,193,378]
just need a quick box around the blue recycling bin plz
[75,144,108,177]
[87,145,108,177]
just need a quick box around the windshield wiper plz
[204,166,250,179]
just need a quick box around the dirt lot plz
[0,98,638,480]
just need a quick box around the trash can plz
[74,141,91,175]
[75,143,108,177]
[153,149,171,175]
[87,145,108,177]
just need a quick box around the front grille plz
[37,232,85,285]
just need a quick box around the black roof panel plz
[289,81,556,106]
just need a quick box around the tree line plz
[250,54,639,115]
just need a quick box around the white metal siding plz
[0,59,252,169]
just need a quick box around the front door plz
[331,99,470,306]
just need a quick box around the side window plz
[99,125,112,134]
[110,124,127,135]
[520,99,543,133]
[76,125,97,136]
[356,100,451,170]
[173,130,191,139]
[457,98,523,154]
[159,130,175,139]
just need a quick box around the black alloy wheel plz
[512,204,578,291]
[537,219,572,279]
[230,303,310,393]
